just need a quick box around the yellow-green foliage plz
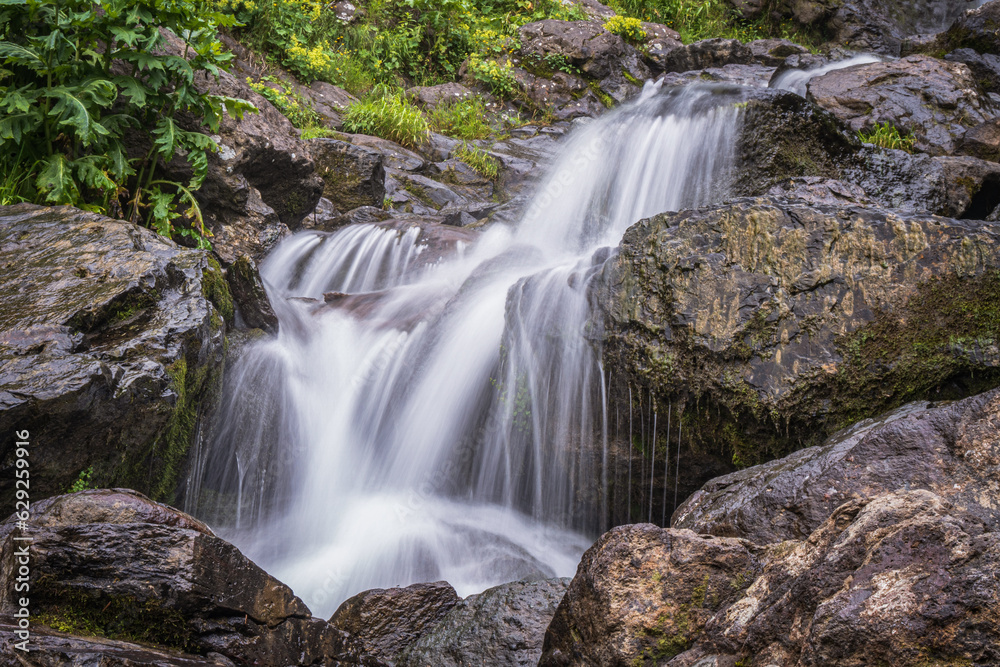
[858,122,916,153]
[454,143,501,180]
[468,53,519,98]
[427,97,494,140]
[248,76,323,129]
[343,94,431,148]
[604,16,647,42]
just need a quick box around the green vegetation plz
[858,122,916,152]
[248,76,322,128]
[68,467,95,493]
[455,142,501,180]
[0,0,255,247]
[607,0,822,46]
[342,93,430,148]
[427,97,494,140]
[604,16,647,43]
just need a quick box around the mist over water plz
[186,83,745,617]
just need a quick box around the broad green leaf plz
[36,154,80,204]
[187,148,208,190]
[110,26,142,47]
[0,110,43,143]
[152,116,178,161]
[104,140,135,181]
[113,75,148,107]
[0,41,44,70]
[75,155,116,193]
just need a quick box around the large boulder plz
[959,117,1000,162]
[0,489,346,665]
[539,525,759,666]
[806,55,994,156]
[329,582,460,666]
[655,38,754,74]
[711,490,1000,666]
[674,388,1000,543]
[399,578,569,667]
[599,197,1000,470]
[945,48,1000,97]
[0,205,230,511]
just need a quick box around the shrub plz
[342,93,430,147]
[0,0,254,246]
[467,54,519,98]
[604,16,648,42]
[426,97,493,140]
[858,122,916,153]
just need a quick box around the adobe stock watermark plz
[11,429,32,652]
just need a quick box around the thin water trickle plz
[187,83,746,616]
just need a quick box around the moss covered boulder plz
[0,489,346,664]
[0,204,230,512]
[598,196,1000,469]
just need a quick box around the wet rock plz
[564,0,615,20]
[538,525,759,666]
[299,196,341,231]
[711,490,1000,666]
[347,133,427,172]
[765,176,874,206]
[330,582,460,666]
[153,32,323,249]
[733,88,861,195]
[389,171,468,211]
[406,82,477,109]
[227,254,278,334]
[674,388,1000,543]
[331,0,357,22]
[959,117,1000,162]
[0,205,228,510]
[0,620,235,665]
[289,80,357,130]
[747,38,810,66]
[200,181,288,267]
[399,578,570,667]
[945,48,1000,96]
[939,0,1000,57]
[847,149,1000,218]
[0,489,346,665]
[519,20,637,80]
[657,38,754,74]
[806,55,993,156]
[331,206,395,229]
[309,138,387,211]
[599,197,1000,467]
[659,64,775,88]
[511,68,607,120]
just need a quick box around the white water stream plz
[187,83,745,617]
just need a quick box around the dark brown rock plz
[765,176,875,206]
[656,38,754,74]
[806,55,992,156]
[330,582,460,666]
[674,388,1000,543]
[309,138,387,212]
[0,205,228,511]
[406,82,476,109]
[747,39,810,67]
[539,525,759,666]
[0,489,348,666]
[940,0,1000,57]
[945,48,1000,97]
[227,254,278,334]
[519,20,633,80]
[398,578,569,667]
[959,116,1000,162]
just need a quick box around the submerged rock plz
[0,205,229,510]
[599,197,1000,467]
[806,55,993,156]
[399,578,569,667]
[0,489,347,665]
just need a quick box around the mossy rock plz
[0,204,229,511]
[599,197,1000,481]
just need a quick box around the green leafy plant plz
[0,0,255,247]
[454,142,500,180]
[467,53,518,98]
[68,467,95,493]
[858,122,916,153]
[426,96,493,140]
[604,15,647,42]
[342,93,430,147]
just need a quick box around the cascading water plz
[187,83,746,617]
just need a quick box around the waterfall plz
[187,82,746,617]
